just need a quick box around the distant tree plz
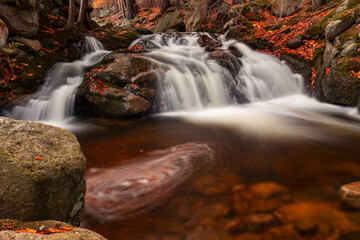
[66,0,75,29]
[77,0,89,26]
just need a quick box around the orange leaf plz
[34,156,42,160]
[28,73,34,76]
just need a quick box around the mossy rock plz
[154,10,185,32]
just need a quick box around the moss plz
[347,0,360,9]
[0,0,36,8]
[337,25,359,48]
[304,10,335,39]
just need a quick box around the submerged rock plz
[339,181,360,209]
[0,4,39,38]
[83,143,214,224]
[0,220,106,240]
[0,117,86,226]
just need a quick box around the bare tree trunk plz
[125,0,135,19]
[160,0,171,14]
[66,0,75,29]
[77,0,88,26]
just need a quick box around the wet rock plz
[250,182,289,199]
[186,225,232,240]
[76,53,160,118]
[208,50,242,77]
[294,219,318,234]
[131,39,160,52]
[84,143,214,224]
[0,19,8,49]
[0,117,86,226]
[0,4,39,38]
[196,203,230,218]
[155,10,185,32]
[339,181,360,209]
[323,41,339,68]
[198,34,222,52]
[271,0,305,17]
[192,175,229,196]
[340,43,357,57]
[0,220,106,240]
[287,38,304,49]
[325,19,354,41]
[245,213,278,232]
[12,37,42,53]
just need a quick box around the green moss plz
[304,10,335,39]
[337,25,359,47]
[347,0,360,9]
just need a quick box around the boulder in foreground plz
[0,117,86,226]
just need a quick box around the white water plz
[6,36,109,128]
[132,33,360,140]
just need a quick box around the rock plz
[342,40,355,49]
[0,117,86,226]
[186,225,232,240]
[287,38,304,49]
[224,18,236,31]
[340,43,357,57]
[335,0,350,13]
[338,231,360,240]
[185,5,202,32]
[0,19,8,49]
[120,19,135,28]
[250,182,289,199]
[225,25,247,40]
[323,41,339,68]
[271,0,305,17]
[245,213,278,232]
[0,220,106,240]
[76,52,159,118]
[339,181,360,209]
[294,219,318,234]
[83,143,214,224]
[155,10,185,32]
[321,63,360,106]
[192,175,229,196]
[198,34,222,52]
[325,19,354,41]
[0,4,39,38]
[208,50,242,77]
[12,37,42,53]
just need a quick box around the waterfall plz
[7,36,109,124]
[131,33,303,111]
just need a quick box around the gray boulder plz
[185,4,202,32]
[155,10,185,32]
[321,64,360,106]
[271,0,305,17]
[323,41,339,68]
[0,19,8,49]
[120,19,135,28]
[287,38,304,49]
[325,19,354,41]
[0,220,106,240]
[340,42,357,57]
[0,117,86,226]
[0,4,39,38]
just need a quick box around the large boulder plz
[185,4,203,32]
[321,63,360,106]
[76,52,160,118]
[0,4,39,38]
[271,0,304,17]
[0,220,106,240]
[325,19,354,41]
[12,36,42,53]
[339,181,360,209]
[0,19,8,49]
[154,10,185,32]
[0,117,86,226]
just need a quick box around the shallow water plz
[77,101,360,240]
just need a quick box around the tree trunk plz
[77,0,88,26]
[66,0,75,29]
[160,0,171,14]
[125,0,135,19]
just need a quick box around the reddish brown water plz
[77,116,360,240]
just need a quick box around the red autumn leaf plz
[34,156,42,160]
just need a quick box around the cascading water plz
[130,33,303,111]
[6,36,109,125]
